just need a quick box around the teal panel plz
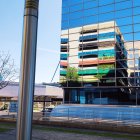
[98,32,115,40]
[79,49,115,58]
[60,70,67,75]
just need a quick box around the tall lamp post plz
[16,0,39,140]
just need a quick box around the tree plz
[66,67,79,82]
[0,52,18,90]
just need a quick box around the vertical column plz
[16,0,39,140]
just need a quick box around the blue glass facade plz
[60,0,140,105]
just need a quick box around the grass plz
[1,122,140,140]
[0,122,15,133]
[0,123,16,128]
[0,128,10,133]
[34,125,140,140]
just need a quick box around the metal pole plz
[51,61,60,83]
[16,0,39,140]
[136,88,138,106]
[43,96,46,117]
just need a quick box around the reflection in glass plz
[60,0,140,105]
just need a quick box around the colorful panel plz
[78,68,114,75]
[98,32,115,40]
[60,54,68,60]
[98,69,114,74]
[98,64,115,69]
[60,70,67,75]
[98,58,115,64]
[79,59,98,65]
[79,34,97,42]
[60,61,68,67]
[61,38,68,44]
[98,49,115,59]
[79,58,115,66]
[79,32,115,42]
[78,49,115,58]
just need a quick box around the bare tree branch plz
[0,52,19,90]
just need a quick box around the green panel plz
[98,64,115,69]
[78,69,97,75]
[98,69,114,74]
[78,68,115,75]
[98,56,115,60]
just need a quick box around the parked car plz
[41,108,53,113]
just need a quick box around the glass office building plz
[0,74,2,81]
[60,0,140,105]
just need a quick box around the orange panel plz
[79,58,115,66]
[79,59,98,65]
[60,61,68,66]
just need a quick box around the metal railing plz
[47,107,140,127]
[0,104,140,128]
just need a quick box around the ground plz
[0,122,140,140]
[0,129,128,140]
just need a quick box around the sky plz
[0,0,62,83]
[0,0,140,84]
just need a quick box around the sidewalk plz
[0,122,140,140]
[0,129,130,140]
